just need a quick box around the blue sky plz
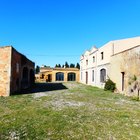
[0,0,140,67]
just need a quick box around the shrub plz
[104,79,116,92]
[132,75,137,81]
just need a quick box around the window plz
[93,56,95,63]
[92,70,94,82]
[101,52,104,60]
[100,69,106,82]
[86,60,88,65]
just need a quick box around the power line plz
[24,53,80,57]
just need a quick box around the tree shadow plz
[12,82,68,95]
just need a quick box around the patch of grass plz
[131,96,140,101]
[0,82,140,139]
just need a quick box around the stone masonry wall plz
[10,47,35,94]
[0,46,35,96]
[10,48,22,93]
[110,45,140,95]
[0,46,11,96]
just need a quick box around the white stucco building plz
[80,36,140,94]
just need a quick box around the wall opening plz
[86,60,88,65]
[68,73,76,81]
[56,72,64,81]
[30,69,34,86]
[101,52,104,60]
[100,69,106,83]
[21,67,29,89]
[86,71,88,84]
[121,72,125,91]
[41,74,45,79]
[92,70,94,82]
[93,56,95,63]
[48,74,52,82]
[16,78,19,91]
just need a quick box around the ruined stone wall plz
[10,47,22,93]
[0,46,35,96]
[10,48,35,94]
[0,46,11,96]
[110,45,140,95]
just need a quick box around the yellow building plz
[37,67,79,82]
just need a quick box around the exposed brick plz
[0,46,35,96]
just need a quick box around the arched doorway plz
[56,72,64,81]
[68,72,76,81]
[41,74,45,79]
[21,67,29,89]
[16,78,20,91]
[100,68,106,83]
[48,74,52,82]
[30,69,34,86]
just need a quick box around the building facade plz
[0,46,35,96]
[36,67,79,82]
[80,36,140,95]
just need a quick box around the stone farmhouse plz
[36,66,79,82]
[0,46,35,96]
[80,36,140,95]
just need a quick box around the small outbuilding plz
[0,46,35,96]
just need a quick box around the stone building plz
[0,46,35,96]
[80,36,140,95]
[36,67,79,82]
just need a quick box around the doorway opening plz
[86,71,88,84]
[121,72,125,91]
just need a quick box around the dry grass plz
[0,82,140,139]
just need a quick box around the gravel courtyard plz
[0,82,140,140]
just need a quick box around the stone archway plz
[56,72,64,81]
[68,72,76,81]
[30,69,34,86]
[100,68,106,83]
[21,67,29,89]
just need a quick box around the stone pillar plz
[52,71,56,82]
[0,46,11,96]
[64,72,67,82]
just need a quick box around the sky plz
[0,0,140,67]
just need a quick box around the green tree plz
[58,64,61,68]
[76,63,80,69]
[62,65,64,68]
[70,63,75,68]
[65,62,69,68]
[35,65,40,74]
